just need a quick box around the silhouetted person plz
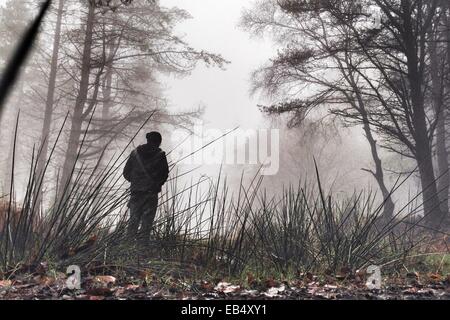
[123,132,169,245]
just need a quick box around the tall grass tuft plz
[148,169,432,278]
[0,116,445,279]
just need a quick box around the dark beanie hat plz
[146,131,162,146]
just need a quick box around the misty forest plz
[0,0,449,300]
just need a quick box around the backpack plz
[132,149,164,185]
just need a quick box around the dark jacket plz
[123,144,169,193]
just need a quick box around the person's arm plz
[159,152,169,186]
[153,152,169,187]
[123,153,134,182]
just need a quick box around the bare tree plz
[59,0,227,189]
[428,8,449,215]
[241,0,395,220]
[35,0,65,206]
[243,0,449,228]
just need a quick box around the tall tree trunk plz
[98,40,115,169]
[3,81,24,194]
[60,3,95,191]
[3,118,16,193]
[36,0,64,206]
[429,27,449,216]
[411,78,444,228]
[417,148,445,227]
[402,5,445,228]
[444,3,450,228]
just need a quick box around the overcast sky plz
[161,0,276,131]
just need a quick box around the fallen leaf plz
[33,275,55,286]
[264,285,285,298]
[265,278,279,289]
[428,273,442,282]
[402,287,418,295]
[94,275,116,286]
[214,282,240,294]
[0,280,12,288]
[241,289,259,297]
[417,289,435,295]
[125,284,140,291]
[307,286,319,295]
[324,284,338,290]
[200,281,214,291]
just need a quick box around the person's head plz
[146,131,162,147]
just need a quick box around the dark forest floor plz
[1,264,449,300]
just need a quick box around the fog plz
[162,0,274,130]
[156,0,415,203]
[0,0,421,213]
[0,1,448,299]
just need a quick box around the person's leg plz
[128,193,144,240]
[140,194,159,246]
